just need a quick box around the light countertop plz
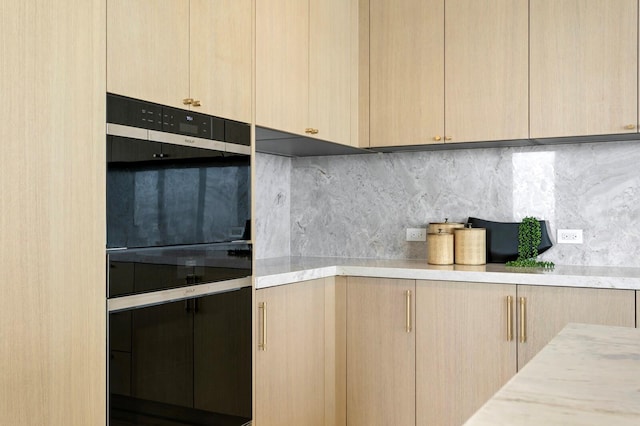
[254,256,640,290]
[464,323,640,425]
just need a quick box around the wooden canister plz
[427,229,454,265]
[454,227,486,265]
[427,219,464,235]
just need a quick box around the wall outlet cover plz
[557,229,583,244]
[406,228,427,242]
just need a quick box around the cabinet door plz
[530,0,638,138]
[637,291,639,328]
[416,281,517,426]
[308,0,354,145]
[107,0,189,109]
[256,0,309,135]
[255,279,326,426]
[347,277,415,425]
[369,0,444,147]
[517,285,636,368]
[445,0,528,143]
[1,1,105,423]
[190,0,252,122]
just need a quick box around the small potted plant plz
[506,216,555,269]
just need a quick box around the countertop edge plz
[254,257,640,290]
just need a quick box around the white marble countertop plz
[254,256,640,290]
[464,323,640,425]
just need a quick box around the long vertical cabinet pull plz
[258,302,267,351]
[519,297,526,343]
[506,296,513,341]
[406,290,412,333]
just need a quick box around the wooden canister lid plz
[427,218,465,234]
[427,229,454,265]
[453,226,486,265]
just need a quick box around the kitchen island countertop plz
[254,256,640,290]
[464,323,640,425]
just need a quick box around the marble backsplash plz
[256,140,640,267]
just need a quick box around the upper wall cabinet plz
[369,0,528,147]
[445,0,528,144]
[107,0,251,123]
[530,0,638,139]
[256,0,358,146]
[369,0,444,148]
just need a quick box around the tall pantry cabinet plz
[0,1,106,425]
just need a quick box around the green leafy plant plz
[506,217,555,269]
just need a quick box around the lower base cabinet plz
[416,281,635,425]
[516,285,636,367]
[346,277,416,426]
[416,281,517,426]
[255,277,346,426]
[254,277,635,426]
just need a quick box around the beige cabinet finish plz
[369,0,443,147]
[346,277,415,426]
[255,278,327,426]
[369,0,527,147]
[530,0,638,138]
[108,0,251,121]
[256,0,356,145]
[517,285,636,367]
[107,0,189,109]
[416,281,517,426]
[445,0,528,143]
[0,1,106,424]
[189,0,252,122]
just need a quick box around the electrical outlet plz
[557,229,583,244]
[406,228,427,242]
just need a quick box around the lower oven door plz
[108,285,252,425]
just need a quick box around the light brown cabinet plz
[255,277,346,426]
[368,0,443,148]
[516,285,636,367]
[416,281,635,425]
[416,281,517,426]
[1,1,106,423]
[444,0,528,144]
[256,0,357,146]
[346,277,416,426]
[369,0,527,147]
[530,0,638,138]
[107,0,251,122]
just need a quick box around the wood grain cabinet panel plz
[107,0,189,109]
[256,0,357,146]
[254,277,346,426]
[416,281,517,426]
[516,285,636,368]
[369,0,527,147]
[108,0,251,121]
[445,0,528,143]
[190,0,252,122]
[530,0,638,138]
[369,0,444,147]
[0,1,106,423]
[346,277,416,426]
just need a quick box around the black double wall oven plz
[106,94,252,426]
